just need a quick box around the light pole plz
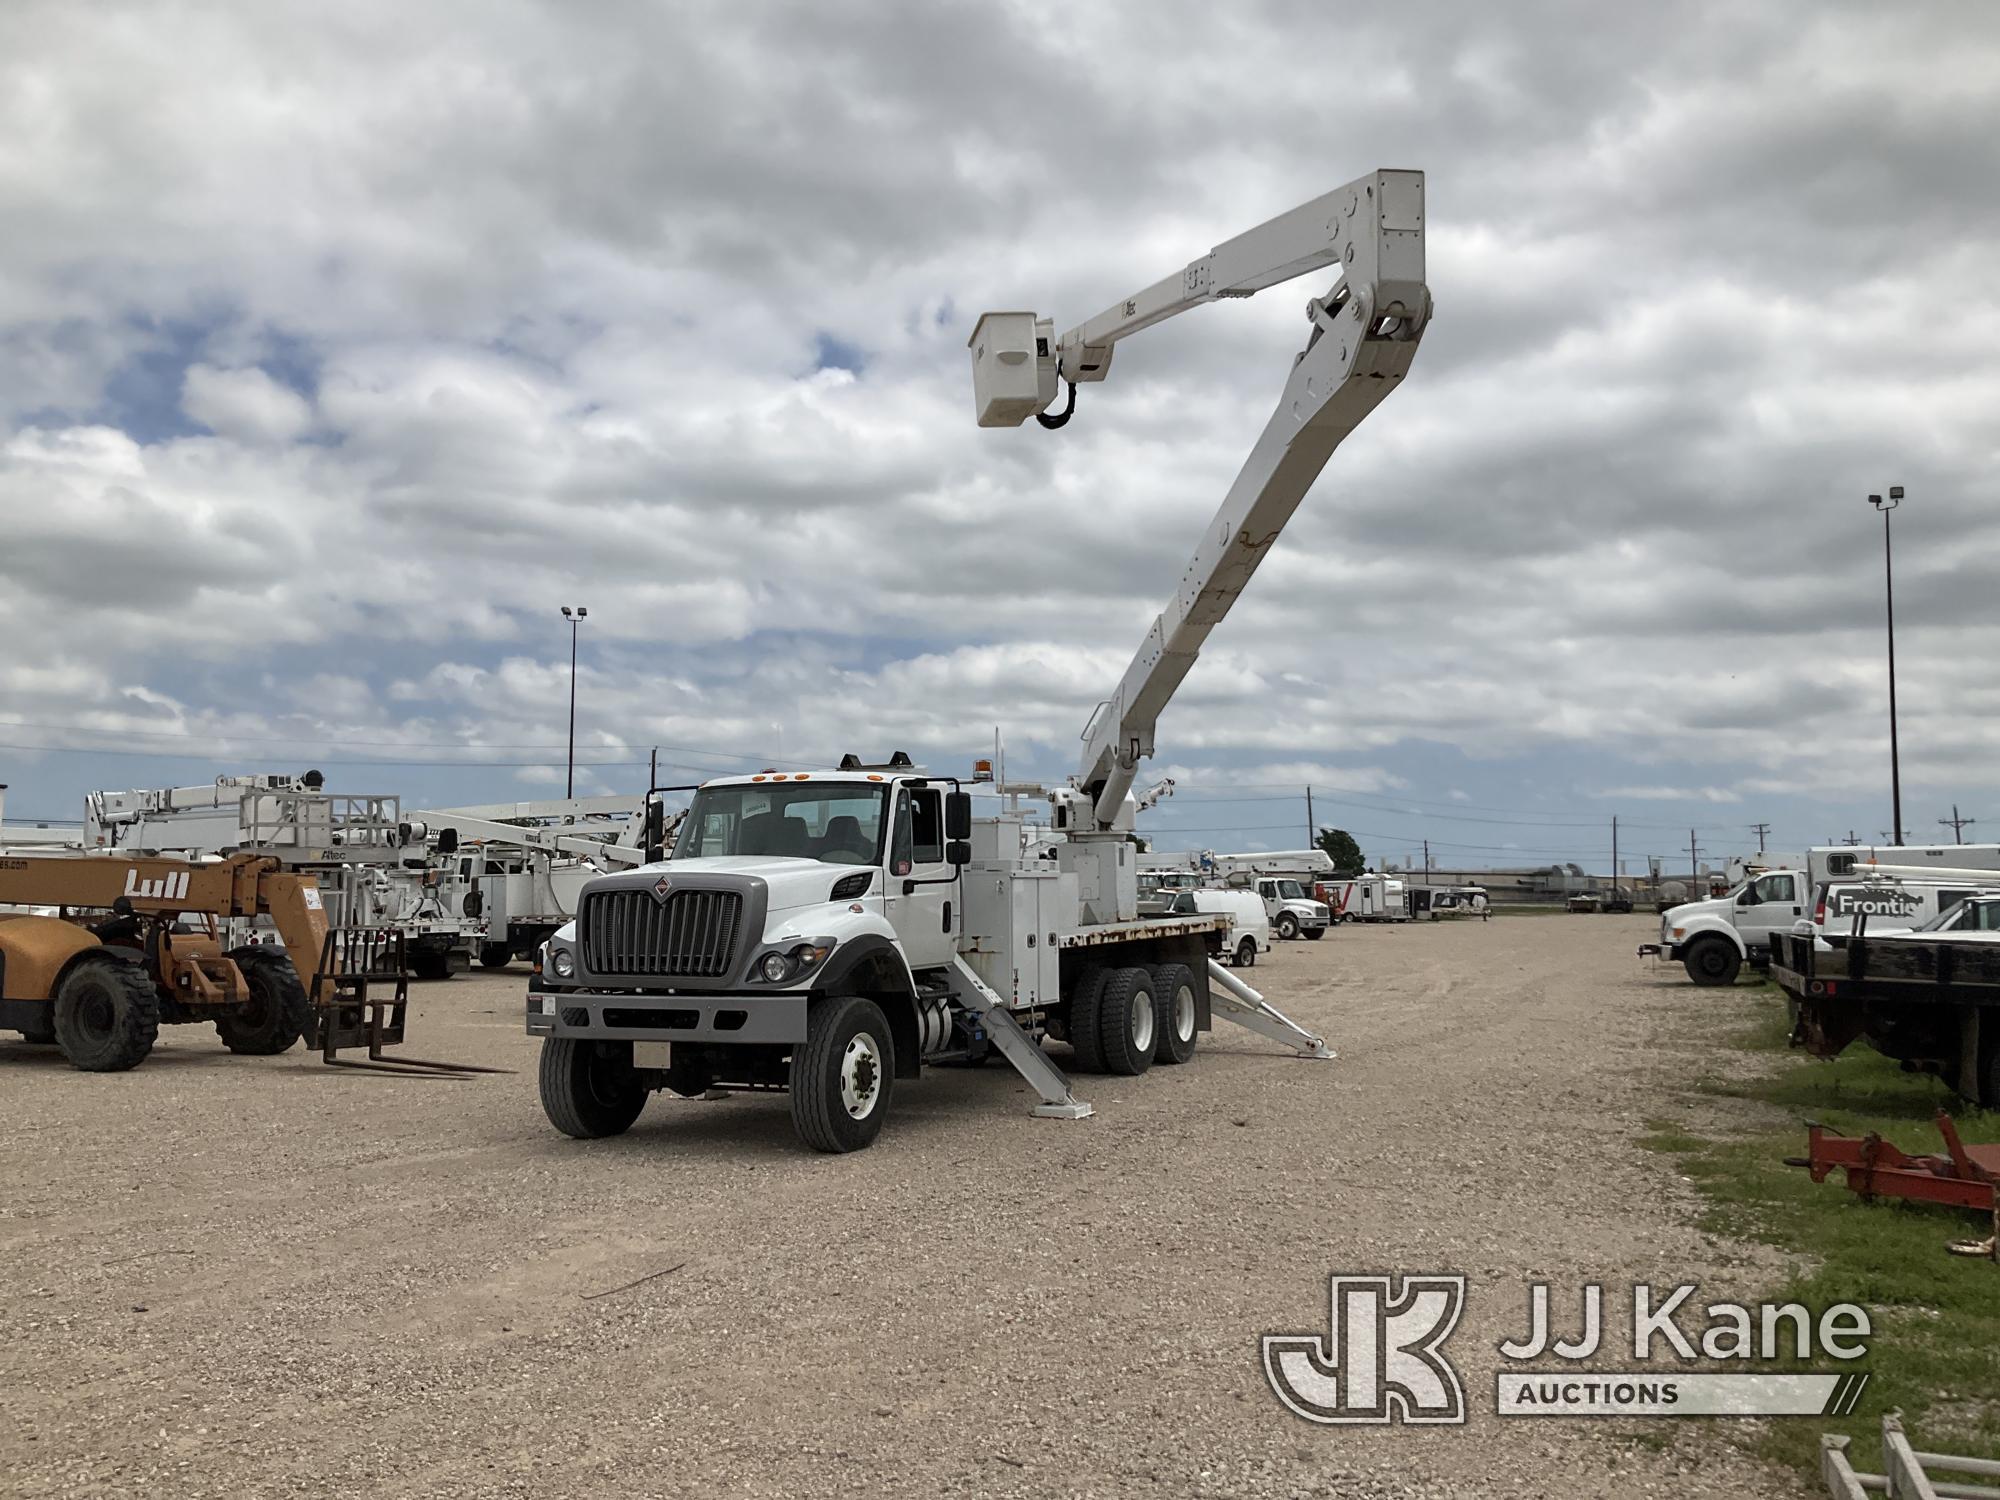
[560,604,588,797]
[1867,488,1903,844]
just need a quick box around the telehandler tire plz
[540,1037,649,1139]
[1304,927,1325,941]
[1148,962,1199,1065]
[789,995,894,1153]
[1683,937,1742,987]
[215,948,310,1055]
[53,953,160,1072]
[1097,967,1157,1077]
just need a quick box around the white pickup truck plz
[1637,868,1808,986]
[1250,877,1330,940]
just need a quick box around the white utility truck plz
[1642,844,2000,987]
[529,170,1429,1150]
[404,798,654,968]
[1137,849,1331,938]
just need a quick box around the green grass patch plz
[1646,990,2000,1474]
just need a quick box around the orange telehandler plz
[0,849,492,1075]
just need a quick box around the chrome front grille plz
[581,888,744,978]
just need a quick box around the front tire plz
[1683,937,1742,987]
[53,954,160,1072]
[1277,912,1300,940]
[215,948,310,1055]
[790,995,895,1153]
[1149,963,1198,1065]
[539,1037,648,1138]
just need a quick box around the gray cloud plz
[1,0,1997,836]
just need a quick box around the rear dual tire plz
[1149,963,1198,1066]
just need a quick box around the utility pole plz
[1868,487,1904,844]
[1305,785,1315,852]
[560,603,588,797]
[1611,816,1619,897]
[1750,821,1771,855]
[1688,829,1701,881]
[1840,830,1863,846]
[1941,805,1976,845]
[1422,837,1430,885]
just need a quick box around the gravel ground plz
[0,915,1812,1498]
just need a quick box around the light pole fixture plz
[560,604,588,797]
[1867,487,1903,845]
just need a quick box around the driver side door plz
[882,785,957,971]
[1735,872,1803,951]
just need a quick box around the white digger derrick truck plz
[528,170,1430,1151]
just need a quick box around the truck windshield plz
[1276,880,1305,899]
[674,783,888,866]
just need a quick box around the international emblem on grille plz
[652,875,674,902]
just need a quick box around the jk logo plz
[1263,1275,1468,1425]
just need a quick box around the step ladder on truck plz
[528,169,1431,1150]
[0,849,499,1076]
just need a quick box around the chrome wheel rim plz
[840,1033,882,1118]
[1130,989,1155,1055]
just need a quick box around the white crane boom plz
[969,169,1430,828]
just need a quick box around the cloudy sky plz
[2,0,1996,872]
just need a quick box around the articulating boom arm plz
[970,170,1430,827]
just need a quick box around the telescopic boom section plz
[969,170,1430,827]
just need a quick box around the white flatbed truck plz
[528,170,1430,1149]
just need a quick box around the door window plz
[909,788,944,865]
[1753,874,1794,904]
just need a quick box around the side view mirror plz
[437,828,459,855]
[947,839,972,868]
[945,790,973,840]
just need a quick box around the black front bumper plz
[526,983,808,1045]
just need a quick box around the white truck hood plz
[1665,896,1730,926]
[651,855,864,915]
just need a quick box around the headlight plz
[753,941,834,985]
[551,948,576,979]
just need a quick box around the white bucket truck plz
[529,171,1430,1150]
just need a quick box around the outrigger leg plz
[948,958,1093,1119]
[1206,961,1336,1059]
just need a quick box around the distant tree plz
[1315,827,1364,875]
[1128,834,1150,854]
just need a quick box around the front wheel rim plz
[840,1033,883,1118]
